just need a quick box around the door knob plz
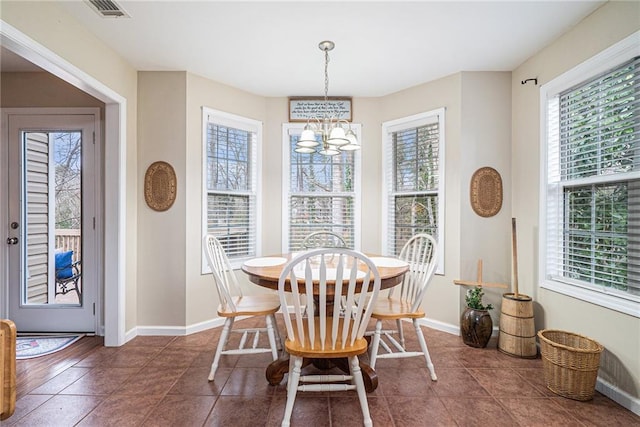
[6,237,18,245]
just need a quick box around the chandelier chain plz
[324,48,330,114]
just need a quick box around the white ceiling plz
[5,1,606,97]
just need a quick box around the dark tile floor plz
[3,317,639,426]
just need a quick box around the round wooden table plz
[241,253,408,392]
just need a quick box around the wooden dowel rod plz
[453,280,508,289]
[512,218,519,297]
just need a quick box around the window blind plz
[546,56,640,298]
[203,109,259,262]
[206,193,254,258]
[394,125,440,192]
[383,111,443,258]
[559,57,639,180]
[283,125,359,252]
[288,194,354,250]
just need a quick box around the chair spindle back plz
[395,233,438,312]
[203,234,242,312]
[300,231,347,250]
[279,248,381,351]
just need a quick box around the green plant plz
[465,286,493,310]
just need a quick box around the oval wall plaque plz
[470,166,503,217]
[144,161,177,212]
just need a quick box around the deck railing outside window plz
[55,229,81,257]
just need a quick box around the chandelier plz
[295,41,360,156]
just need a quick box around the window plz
[540,33,639,316]
[382,108,445,273]
[202,107,260,269]
[282,123,361,252]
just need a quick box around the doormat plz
[16,334,84,359]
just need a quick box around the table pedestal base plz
[265,354,379,392]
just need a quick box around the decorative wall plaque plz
[470,166,503,217]
[144,161,177,212]
[288,96,352,122]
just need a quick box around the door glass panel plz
[23,131,82,306]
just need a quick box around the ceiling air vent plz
[86,0,130,18]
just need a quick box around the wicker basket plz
[538,329,604,401]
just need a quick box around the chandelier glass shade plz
[295,41,360,155]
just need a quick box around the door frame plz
[1,21,127,345]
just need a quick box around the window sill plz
[540,279,640,319]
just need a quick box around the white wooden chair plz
[300,230,347,249]
[278,248,381,427]
[367,233,438,381]
[203,234,282,382]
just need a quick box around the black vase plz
[460,307,493,348]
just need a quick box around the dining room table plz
[241,251,409,392]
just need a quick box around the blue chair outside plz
[55,250,81,300]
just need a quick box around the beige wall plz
[137,72,187,326]
[262,97,288,256]
[379,73,465,326]
[376,71,513,327]
[1,72,104,108]
[511,0,640,402]
[352,96,383,253]
[137,71,275,326]
[459,71,512,324]
[184,73,271,325]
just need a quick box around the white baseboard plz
[414,317,500,337]
[596,377,640,416]
[124,327,137,343]
[415,317,460,336]
[127,317,227,340]
[186,318,227,335]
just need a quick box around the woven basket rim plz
[538,329,604,354]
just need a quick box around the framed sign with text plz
[288,97,352,122]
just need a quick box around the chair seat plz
[371,298,425,320]
[285,317,368,358]
[217,294,280,317]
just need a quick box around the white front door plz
[5,110,100,332]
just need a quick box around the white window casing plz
[282,123,361,253]
[201,107,261,271]
[539,31,640,317]
[382,108,446,274]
